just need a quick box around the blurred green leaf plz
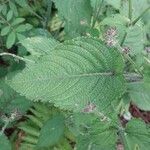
[6,10,13,21]
[1,26,11,36]
[9,1,18,16]
[37,115,65,148]
[11,18,25,26]
[6,31,16,48]
[16,24,32,32]
[17,33,26,41]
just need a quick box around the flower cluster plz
[104,27,118,47]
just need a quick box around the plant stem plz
[0,120,9,136]
[116,44,143,76]
[44,0,52,28]
[131,6,150,25]
[92,0,104,28]
[0,52,35,63]
[128,0,132,21]
[124,73,143,82]
[120,32,127,46]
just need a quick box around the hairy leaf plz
[8,37,125,113]
[21,37,59,56]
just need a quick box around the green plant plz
[0,0,150,150]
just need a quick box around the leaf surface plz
[8,37,125,112]
[37,115,65,148]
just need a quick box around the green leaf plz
[69,113,117,150]
[1,4,7,16]
[128,64,150,111]
[128,82,150,111]
[0,79,32,114]
[8,37,125,113]
[11,18,25,26]
[9,1,18,16]
[121,0,149,20]
[52,0,92,37]
[6,10,13,21]
[6,31,16,48]
[106,0,121,9]
[123,22,145,56]
[101,14,129,44]
[101,15,145,57]
[124,119,150,150]
[0,134,11,150]
[17,33,26,41]
[1,26,11,36]
[21,37,59,56]
[37,115,65,148]
[16,24,33,32]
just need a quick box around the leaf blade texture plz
[8,37,125,112]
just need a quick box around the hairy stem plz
[0,52,35,63]
[120,0,132,46]
[116,44,143,76]
[128,0,132,21]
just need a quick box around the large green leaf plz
[8,37,125,112]
[124,119,150,150]
[52,0,92,37]
[37,115,65,148]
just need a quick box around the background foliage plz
[0,0,150,150]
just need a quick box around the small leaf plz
[6,31,16,48]
[11,18,25,26]
[0,134,11,150]
[1,26,11,36]
[9,1,18,16]
[6,10,13,21]
[16,24,32,32]
[37,115,65,147]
